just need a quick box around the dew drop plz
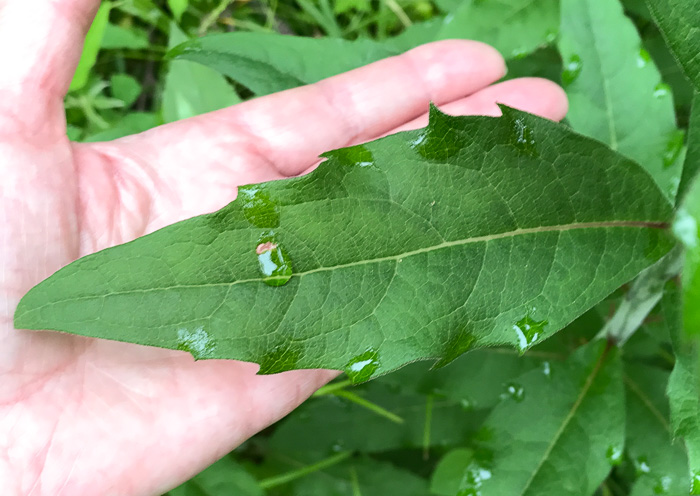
[510,47,528,59]
[562,54,583,86]
[345,349,380,384]
[691,470,700,495]
[502,382,525,402]
[457,463,492,496]
[545,29,558,43]
[663,129,685,169]
[654,82,672,98]
[606,445,623,466]
[635,455,651,475]
[542,361,552,378]
[637,48,651,68]
[512,117,537,155]
[256,232,293,287]
[176,327,216,360]
[238,184,280,228]
[460,398,474,410]
[653,475,672,495]
[513,313,548,352]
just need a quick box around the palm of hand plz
[0,2,567,494]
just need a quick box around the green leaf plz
[625,362,690,496]
[110,74,142,107]
[270,381,487,456]
[101,23,150,50]
[14,107,676,375]
[646,0,700,92]
[386,0,559,60]
[69,2,111,92]
[167,0,188,21]
[81,112,158,142]
[559,0,682,200]
[166,455,263,496]
[290,457,429,495]
[162,23,240,124]
[459,340,624,496]
[168,33,398,96]
[430,448,475,495]
[667,282,700,492]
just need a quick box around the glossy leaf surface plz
[15,108,676,376]
[559,0,682,199]
[461,341,624,496]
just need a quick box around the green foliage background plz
[63,0,700,495]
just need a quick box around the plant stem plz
[199,0,236,35]
[258,451,352,489]
[385,0,412,27]
[601,246,683,345]
[333,390,404,424]
[423,394,434,460]
[349,465,362,496]
[313,379,353,396]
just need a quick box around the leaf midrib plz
[21,220,667,308]
[518,343,611,496]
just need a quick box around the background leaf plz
[559,0,682,199]
[169,33,398,96]
[435,340,624,496]
[162,23,241,123]
[165,455,263,496]
[15,108,676,377]
[646,0,700,91]
[69,2,112,92]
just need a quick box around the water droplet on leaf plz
[177,326,216,360]
[691,470,700,495]
[635,455,651,475]
[637,48,651,68]
[653,476,672,495]
[502,382,525,402]
[673,208,699,249]
[606,445,623,466]
[238,184,280,228]
[513,313,548,352]
[512,117,537,155]
[545,29,558,43]
[562,55,583,86]
[542,361,552,378]
[663,129,685,169]
[345,349,380,384]
[653,82,672,98]
[256,232,293,287]
[457,463,492,496]
[460,398,474,410]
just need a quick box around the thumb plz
[0,0,101,125]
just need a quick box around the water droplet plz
[654,82,672,98]
[637,48,651,68]
[457,463,492,496]
[562,54,583,86]
[512,117,537,155]
[331,440,346,452]
[502,382,525,402]
[434,329,477,369]
[460,398,474,410]
[606,445,623,466]
[690,470,700,495]
[513,313,548,352]
[345,349,380,384]
[663,129,685,169]
[635,455,651,475]
[238,184,280,228]
[511,47,528,59]
[542,361,552,378]
[177,327,216,360]
[653,476,672,494]
[411,105,463,161]
[545,29,558,43]
[256,232,293,287]
[257,342,300,374]
[674,208,699,249]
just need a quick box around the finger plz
[294,77,569,177]
[390,77,569,134]
[0,0,100,122]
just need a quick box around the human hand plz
[0,1,568,494]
